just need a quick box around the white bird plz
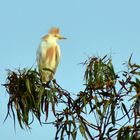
[36,27,66,84]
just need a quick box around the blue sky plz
[0,0,140,139]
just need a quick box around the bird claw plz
[52,79,56,83]
[42,81,51,88]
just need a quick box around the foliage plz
[2,55,140,139]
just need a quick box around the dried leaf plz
[45,101,49,121]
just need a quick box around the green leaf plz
[121,103,130,121]
[129,93,140,101]
[71,128,77,140]
[128,54,133,67]
[94,95,103,117]
[17,109,24,129]
[94,61,98,81]
[23,104,29,125]
[68,121,71,140]
[83,96,87,113]
[109,60,116,81]
[51,98,56,116]
[37,87,45,108]
[79,124,88,140]
[26,78,31,93]
[136,78,140,87]
[101,55,107,61]
[106,127,117,137]
[60,125,65,140]
[103,100,110,115]
[111,104,115,125]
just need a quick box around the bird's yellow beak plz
[57,34,67,40]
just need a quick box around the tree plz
[2,55,140,140]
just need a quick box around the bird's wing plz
[37,41,58,71]
[54,45,61,72]
[36,41,49,69]
[36,41,61,82]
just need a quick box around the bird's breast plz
[45,46,56,63]
[43,44,60,68]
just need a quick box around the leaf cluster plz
[2,55,140,139]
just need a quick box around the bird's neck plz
[43,36,57,45]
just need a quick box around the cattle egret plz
[37,27,66,84]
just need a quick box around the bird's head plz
[49,27,66,40]
[42,27,66,43]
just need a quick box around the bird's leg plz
[42,81,51,88]
[52,79,56,83]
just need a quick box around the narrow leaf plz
[121,103,130,121]
[26,78,31,93]
[111,104,115,125]
[79,124,88,140]
[45,101,49,121]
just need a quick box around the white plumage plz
[36,27,66,83]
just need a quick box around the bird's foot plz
[52,79,56,83]
[42,81,51,89]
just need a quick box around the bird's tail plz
[40,70,54,83]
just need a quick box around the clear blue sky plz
[0,0,140,139]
